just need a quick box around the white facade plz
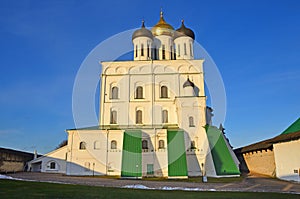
[28,146,67,174]
[29,12,239,178]
[273,139,300,182]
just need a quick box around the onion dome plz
[183,77,195,88]
[151,11,174,37]
[132,20,153,40]
[174,20,195,40]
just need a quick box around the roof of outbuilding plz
[239,131,300,153]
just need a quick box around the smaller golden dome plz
[151,11,174,37]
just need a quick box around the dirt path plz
[5,172,300,194]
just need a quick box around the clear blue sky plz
[0,0,299,154]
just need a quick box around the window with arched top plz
[162,45,166,59]
[136,110,143,124]
[50,162,56,169]
[135,45,138,57]
[190,42,193,57]
[111,140,117,149]
[191,141,196,149]
[141,44,144,56]
[135,86,143,99]
[142,140,148,149]
[158,140,165,149]
[189,116,195,127]
[94,141,100,149]
[110,110,117,124]
[162,110,168,123]
[79,142,86,150]
[111,86,118,99]
[147,44,150,58]
[160,86,168,98]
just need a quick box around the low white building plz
[28,12,240,178]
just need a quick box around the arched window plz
[135,45,138,57]
[162,45,166,59]
[136,110,143,124]
[142,140,148,149]
[189,116,195,127]
[141,44,144,56]
[79,142,86,150]
[50,162,56,169]
[111,86,118,99]
[162,110,168,123]
[135,86,143,99]
[110,110,117,124]
[190,43,193,57]
[160,86,168,98]
[191,141,196,149]
[111,140,117,149]
[94,141,100,149]
[147,44,150,58]
[184,43,187,55]
[158,140,165,149]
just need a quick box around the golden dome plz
[151,11,174,36]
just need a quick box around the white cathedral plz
[28,12,240,178]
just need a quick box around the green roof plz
[206,126,240,176]
[281,117,300,135]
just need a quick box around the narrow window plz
[162,110,168,123]
[158,140,165,149]
[160,86,168,98]
[110,110,117,124]
[111,140,117,149]
[135,86,143,99]
[111,86,118,99]
[156,46,159,59]
[142,140,148,149]
[141,44,144,56]
[79,142,86,150]
[190,43,193,57]
[154,47,157,60]
[184,43,187,55]
[135,45,138,57]
[147,44,150,58]
[136,110,143,124]
[162,45,166,59]
[189,116,195,127]
[191,141,196,149]
[50,162,56,169]
[170,45,173,60]
[177,44,180,57]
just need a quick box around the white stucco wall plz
[274,139,300,182]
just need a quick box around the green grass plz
[0,179,298,199]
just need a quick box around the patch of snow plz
[160,186,216,192]
[0,174,14,180]
[122,184,153,189]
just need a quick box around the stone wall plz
[0,148,34,173]
[242,149,276,177]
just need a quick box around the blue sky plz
[0,0,299,154]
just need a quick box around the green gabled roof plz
[281,117,300,135]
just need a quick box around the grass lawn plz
[0,179,298,199]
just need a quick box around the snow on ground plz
[0,174,14,180]
[122,184,216,192]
